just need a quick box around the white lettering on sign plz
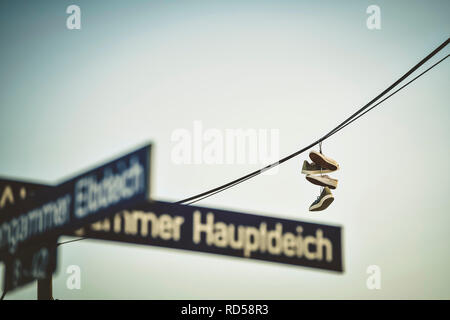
[88,211,185,241]
[74,157,144,219]
[0,195,71,254]
[192,211,333,261]
[0,148,149,256]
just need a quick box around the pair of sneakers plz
[301,151,339,211]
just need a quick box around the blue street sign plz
[0,144,152,258]
[76,201,344,273]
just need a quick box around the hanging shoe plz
[306,174,338,189]
[309,187,334,211]
[309,150,339,171]
[301,160,334,175]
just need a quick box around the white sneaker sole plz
[306,175,338,189]
[301,168,333,175]
[309,194,334,211]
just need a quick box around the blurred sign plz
[0,144,152,291]
[3,239,57,292]
[0,179,57,291]
[0,179,53,212]
[0,143,344,293]
[75,201,344,272]
[0,144,151,257]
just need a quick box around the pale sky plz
[1,0,449,299]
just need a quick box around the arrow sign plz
[75,201,344,272]
[0,179,53,211]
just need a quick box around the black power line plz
[184,53,450,205]
[177,38,450,205]
[56,238,87,247]
[327,54,449,138]
[2,38,445,303]
[38,40,449,303]
[54,40,450,241]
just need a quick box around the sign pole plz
[37,276,53,300]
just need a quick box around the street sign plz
[0,144,152,259]
[3,238,57,292]
[0,179,57,291]
[75,201,344,272]
[0,179,53,212]
[0,143,343,294]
